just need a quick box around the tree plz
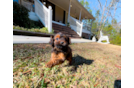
[79,0,92,13]
[79,0,84,6]
[101,0,120,29]
[96,0,121,38]
[97,0,108,31]
[79,0,92,26]
[79,0,121,45]
[91,9,101,35]
[111,18,117,25]
[95,10,101,28]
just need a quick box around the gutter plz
[75,0,95,20]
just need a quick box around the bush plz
[110,34,121,46]
[13,25,54,34]
[13,2,43,28]
[40,27,48,33]
[13,2,29,27]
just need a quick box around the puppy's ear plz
[66,36,71,45]
[49,36,54,47]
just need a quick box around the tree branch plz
[97,0,102,10]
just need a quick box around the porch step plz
[52,23,81,38]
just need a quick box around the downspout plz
[79,10,82,22]
[67,0,71,23]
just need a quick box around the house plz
[14,0,95,39]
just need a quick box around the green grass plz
[13,25,54,34]
[13,43,121,88]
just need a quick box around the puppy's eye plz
[56,38,59,40]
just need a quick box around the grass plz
[13,42,121,88]
[13,25,54,34]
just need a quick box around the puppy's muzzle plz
[56,45,62,49]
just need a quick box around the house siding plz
[55,5,64,23]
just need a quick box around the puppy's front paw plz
[45,62,53,68]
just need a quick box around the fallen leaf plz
[26,86,30,88]
[13,72,18,76]
[22,70,32,75]
[43,47,45,49]
[94,83,99,87]
[45,45,51,47]
[115,64,121,69]
[72,74,76,77]
[44,78,50,83]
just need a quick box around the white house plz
[15,0,95,39]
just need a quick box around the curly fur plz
[45,33,72,68]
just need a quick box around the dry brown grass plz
[13,42,121,88]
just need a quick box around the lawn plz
[13,42,121,88]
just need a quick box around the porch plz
[17,0,95,38]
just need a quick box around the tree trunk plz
[98,0,107,31]
[102,0,115,29]
[96,0,107,40]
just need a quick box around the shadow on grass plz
[65,54,94,72]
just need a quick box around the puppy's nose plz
[60,42,64,44]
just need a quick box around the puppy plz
[45,32,72,68]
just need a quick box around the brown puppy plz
[45,32,72,68]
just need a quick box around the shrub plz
[13,25,54,34]
[67,22,70,27]
[51,29,54,34]
[40,27,54,34]
[40,27,48,33]
[13,2,29,27]
[110,34,121,46]
[13,2,43,28]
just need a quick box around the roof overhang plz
[48,0,95,20]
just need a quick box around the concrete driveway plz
[13,35,94,44]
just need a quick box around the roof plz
[48,0,95,20]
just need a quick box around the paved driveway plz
[13,35,94,44]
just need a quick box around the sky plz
[79,0,121,24]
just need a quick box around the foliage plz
[13,2,44,28]
[90,3,121,45]
[95,10,101,18]
[110,34,121,45]
[40,27,48,33]
[91,22,121,45]
[103,24,114,32]
[79,0,92,13]
[13,25,54,34]
[66,22,70,27]
[80,0,121,45]
[112,18,117,25]
[109,28,121,46]
[102,24,121,45]
[79,0,92,25]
